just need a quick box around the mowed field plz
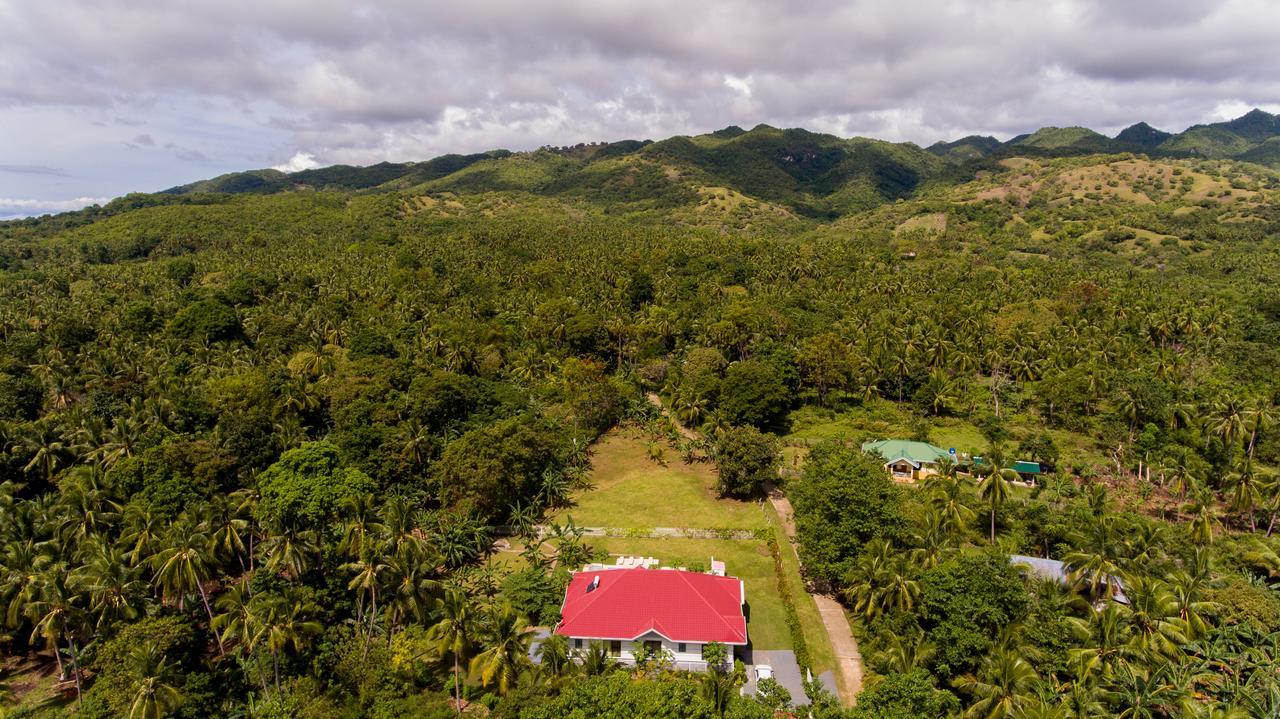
[554,428,766,530]
[554,427,836,670]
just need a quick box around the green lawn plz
[586,536,791,651]
[555,429,766,530]
[762,503,838,674]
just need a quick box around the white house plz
[553,563,748,671]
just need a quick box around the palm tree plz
[120,505,165,566]
[127,642,183,719]
[429,589,476,718]
[873,631,935,674]
[1207,397,1247,455]
[1120,575,1186,660]
[1068,604,1133,680]
[26,567,81,685]
[1158,448,1199,500]
[2,539,46,629]
[212,581,269,691]
[384,545,445,639]
[469,602,534,696]
[953,647,1038,719]
[1243,399,1276,461]
[198,494,250,572]
[924,472,976,537]
[21,422,72,482]
[1165,569,1215,642]
[342,547,389,656]
[151,523,224,655]
[74,540,146,630]
[700,668,736,719]
[260,521,319,579]
[259,590,323,694]
[1183,490,1219,546]
[1225,459,1263,531]
[1102,663,1185,719]
[536,634,572,678]
[978,464,1016,543]
[337,493,386,559]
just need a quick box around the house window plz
[573,638,582,650]
[609,640,622,656]
[677,643,686,654]
[644,640,662,654]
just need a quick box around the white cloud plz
[0,196,110,218]
[272,151,320,173]
[723,74,752,98]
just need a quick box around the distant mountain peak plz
[1115,121,1172,149]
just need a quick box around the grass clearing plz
[556,428,766,530]
[5,656,72,717]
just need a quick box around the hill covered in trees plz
[1,114,1280,718]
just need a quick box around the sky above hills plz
[2,0,1279,218]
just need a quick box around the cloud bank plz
[1,0,1278,213]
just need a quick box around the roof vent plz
[586,575,600,593]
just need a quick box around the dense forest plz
[2,115,1280,718]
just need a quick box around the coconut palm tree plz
[342,547,389,655]
[1225,459,1263,531]
[259,590,323,694]
[1165,569,1215,642]
[469,602,534,696]
[1121,575,1186,660]
[535,634,572,678]
[978,463,1016,544]
[1102,663,1185,719]
[873,630,935,674]
[150,522,224,655]
[26,566,82,686]
[1068,604,1134,680]
[925,472,976,536]
[429,588,476,718]
[74,540,146,630]
[953,647,1038,719]
[127,642,183,719]
[198,494,250,572]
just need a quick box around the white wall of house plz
[566,632,733,670]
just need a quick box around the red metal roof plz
[554,567,747,645]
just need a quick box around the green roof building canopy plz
[861,440,951,466]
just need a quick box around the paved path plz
[646,392,702,442]
[645,391,864,705]
[765,483,864,704]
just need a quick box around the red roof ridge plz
[561,568,618,623]
[674,570,744,643]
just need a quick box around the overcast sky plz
[2,0,1279,218]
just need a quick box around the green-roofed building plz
[861,439,953,482]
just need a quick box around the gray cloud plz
[0,163,68,176]
[0,0,1278,206]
